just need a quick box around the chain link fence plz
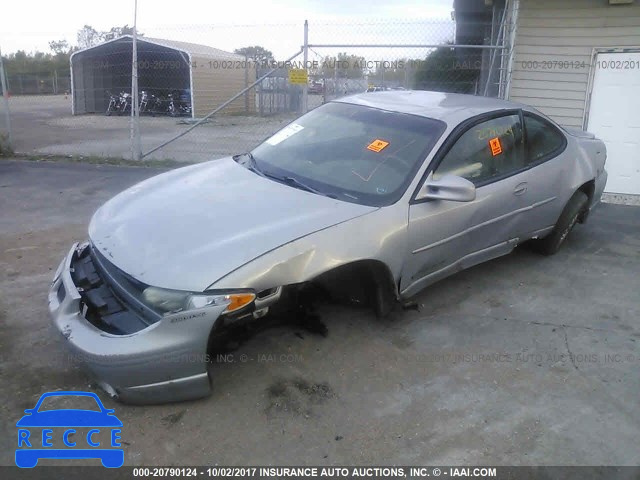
[0,11,513,162]
[0,49,13,155]
[6,71,71,95]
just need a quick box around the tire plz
[534,191,588,255]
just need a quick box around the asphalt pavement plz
[1,159,638,466]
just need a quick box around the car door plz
[400,112,530,299]
[518,112,572,237]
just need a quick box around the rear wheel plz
[534,191,588,255]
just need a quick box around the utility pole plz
[130,0,142,161]
[0,46,13,151]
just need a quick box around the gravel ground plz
[1,94,322,162]
[602,193,640,207]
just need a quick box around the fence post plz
[130,0,142,161]
[0,46,13,151]
[301,19,309,114]
[483,3,508,97]
[142,48,303,158]
[244,54,249,114]
[334,60,337,99]
[259,78,264,117]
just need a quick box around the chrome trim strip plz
[402,239,515,298]
[126,372,209,391]
[412,196,556,254]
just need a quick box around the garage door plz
[587,52,640,195]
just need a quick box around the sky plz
[0,0,455,60]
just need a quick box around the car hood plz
[89,157,377,291]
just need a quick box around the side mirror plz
[416,175,476,202]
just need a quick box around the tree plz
[77,25,102,49]
[234,46,274,64]
[76,24,141,49]
[1,23,147,95]
[102,25,141,42]
[412,46,480,93]
[319,52,365,79]
[366,58,415,86]
[48,40,71,56]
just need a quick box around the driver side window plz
[433,114,524,184]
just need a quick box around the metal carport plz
[70,35,255,118]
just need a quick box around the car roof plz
[335,90,531,127]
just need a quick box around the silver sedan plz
[48,91,607,404]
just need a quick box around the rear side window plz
[433,114,524,185]
[524,114,566,164]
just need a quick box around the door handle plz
[513,182,528,196]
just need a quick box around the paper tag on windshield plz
[489,137,502,156]
[367,139,389,153]
[266,123,304,146]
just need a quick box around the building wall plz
[191,55,256,117]
[508,0,640,127]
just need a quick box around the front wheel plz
[533,191,588,255]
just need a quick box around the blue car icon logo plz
[16,391,123,468]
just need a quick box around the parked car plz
[366,85,389,92]
[48,91,607,404]
[308,81,324,94]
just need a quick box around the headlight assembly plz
[141,286,255,316]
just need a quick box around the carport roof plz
[71,35,245,61]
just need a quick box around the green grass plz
[0,133,14,156]
[4,153,196,168]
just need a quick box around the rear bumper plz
[591,168,608,211]
[48,243,227,404]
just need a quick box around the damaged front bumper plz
[48,243,227,404]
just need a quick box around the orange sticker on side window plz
[489,137,502,156]
[367,139,390,153]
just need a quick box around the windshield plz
[249,102,446,206]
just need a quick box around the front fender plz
[208,203,408,292]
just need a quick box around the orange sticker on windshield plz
[489,137,502,156]
[367,139,389,153]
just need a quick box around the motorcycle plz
[106,89,191,117]
[105,91,120,116]
[139,90,150,114]
[146,92,166,117]
[167,90,192,117]
[117,92,132,115]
